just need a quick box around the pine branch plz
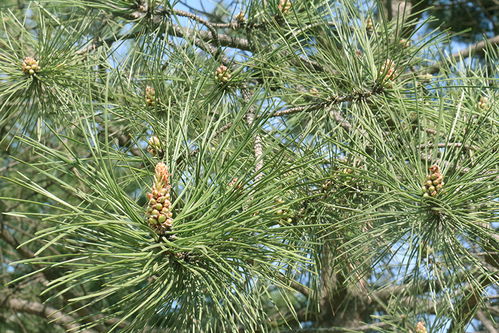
[270,103,325,117]
[125,7,251,51]
[166,23,250,49]
[354,321,391,331]
[417,142,478,151]
[76,13,231,64]
[182,85,383,165]
[0,297,97,333]
[117,3,328,72]
[242,88,264,181]
[164,8,222,51]
[373,278,448,302]
[270,85,384,118]
[167,24,232,64]
[76,31,141,56]
[0,219,111,331]
[103,2,330,72]
[0,160,20,173]
[424,34,499,74]
[476,311,498,333]
[447,276,495,333]
[0,227,37,260]
[276,272,310,298]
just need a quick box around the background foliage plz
[0,0,497,332]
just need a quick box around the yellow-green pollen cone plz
[422,164,444,197]
[215,65,231,83]
[145,86,156,106]
[22,57,41,75]
[146,162,174,235]
[278,0,292,14]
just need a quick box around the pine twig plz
[242,89,264,181]
[270,86,384,118]
[124,5,252,52]
[165,8,221,51]
[0,228,37,260]
[76,31,141,56]
[0,297,97,333]
[417,142,478,151]
[0,160,20,173]
[425,34,499,74]
[476,310,498,333]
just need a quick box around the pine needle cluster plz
[0,0,497,332]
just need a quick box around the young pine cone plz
[146,162,174,236]
[422,164,444,198]
[365,18,374,33]
[147,136,163,157]
[415,321,427,333]
[215,65,231,83]
[278,0,292,14]
[145,86,156,106]
[234,12,245,23]
[228,177,244,190]
[399,38,411,48]
[478,96,489,109]
[21,57,41,75]
[379,59,396,81]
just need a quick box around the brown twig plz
[167,24,231,64]
[0,297,97,333]
[447,275,494,333]
[166,8,221,51]
[242,89,264,181]
[164,23,251,51]
[419,153,471,173]
[0,228,37,260]
[270,85,384,118]
[76,31,141,56]
[417,142,478,151]
[476,310,498,333]
[125,5,252,52]
[270,102,327,117]
[425,35,499,74]
[0,160,20,173]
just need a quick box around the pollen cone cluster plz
[309,88,319,96]
[147,136,162,157]
[415,321,427,333]
[365,18,374,33]
[399,38,411,48]
[379,59,396,81]
[215,65,231,83]
[234,12,245,23]
[228,177,243,190]
[146,162,173,235]
[145,86,156,106]
[478,96,489,109]
[22,57,40,75]
[422,164,444,197]
[275,198,293,225]
[278,0,292,14]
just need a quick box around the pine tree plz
[0,0,497,332]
